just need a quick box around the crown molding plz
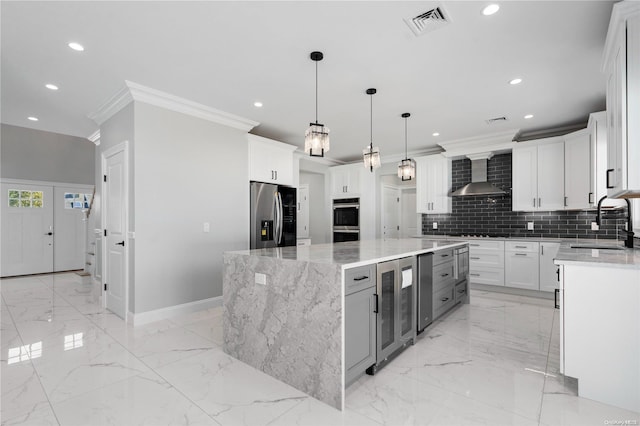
[295,150,344,167]
[602,1,640,72]
[437,129,518,159]
[87,130,101,145]
[88,81,259,132]
[380,146,445,164]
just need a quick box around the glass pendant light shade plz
[362,88,381,171]
[398,158,416,181]
[305,123,330,157]
[363,146,381,170]
[398,112,415,181]
[305,51,329,157]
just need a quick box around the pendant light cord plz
[370,94,373,152]
[404,116,408,160]
[315,61,318,124]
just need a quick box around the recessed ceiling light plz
[45,84,59,91]
[432,132,440,137]
[253,101,263,108]
[27,116,39,121]
[68,42,84,51]
[510,78,523,85]
[524,114,534,119]
[482,4,500,16]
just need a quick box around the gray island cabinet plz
[223,238,467,410]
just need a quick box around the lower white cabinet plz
[539,242,561,292]
[505,241,540,291]
[468,240,505,286]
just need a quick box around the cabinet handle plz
[556,267,560,282]
[515,253,527,256]
[441,297,450,302]
[538,198,542,207]
[470,256,480,260]
[606,169,614,189]
[353,276,369,281]
[470,273,480,277]
[515,245,527,249]
[554,289,560,309]
[441,273,449,277]
[275,170,278,180]
[588,192,593,204]
[564,196,568,207]
[271,171,274,180]
[457,289,466,294]
[373,294,379,313]
[541,245,544,255]
[440,254,449,258]
[469,244,480,247]
[533,198,536,207]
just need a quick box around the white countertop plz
[228,238,467,269]
[554,242,640,269]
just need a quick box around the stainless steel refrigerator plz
[250,182,297,249]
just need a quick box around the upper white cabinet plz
[248,135,297,186]
[512,138,565,211]
[603,2,640,198]
[416,154,451,214]
[564,128,592,210]
[331,164,362,199]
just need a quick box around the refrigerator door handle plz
[273,191,280,245]
[275,192,283,244]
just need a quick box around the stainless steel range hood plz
[451,153,506,197]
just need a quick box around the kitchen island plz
[555,243,640,413]
[222,238,467,410]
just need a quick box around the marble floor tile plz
[539,393,640,426]
[0,276,51,292]
[169,305,223,327]
[269,398,382,426]
[155,348,308,425]
[1,360,50,422]
[0,402,59,426]
[52,371,216,426]
[181,317,224,346]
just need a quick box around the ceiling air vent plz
[485,116,508,125]
[404,6,451,36]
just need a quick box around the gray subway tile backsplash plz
[421,153,628,239]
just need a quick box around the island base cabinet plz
[561,263,640,413]
[345,286,376,386]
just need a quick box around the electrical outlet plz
[203,222,210,233]
[527,222,534,231]
[591,222,599,231]
[255,273,266,285]
[432,222,438,230]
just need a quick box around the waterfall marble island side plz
[222,238,467,410]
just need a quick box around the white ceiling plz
[1,1,615,163]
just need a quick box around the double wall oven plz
[333,198,359,242]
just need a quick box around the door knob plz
[116,241,125,246]
[45,232,53,236]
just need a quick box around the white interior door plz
[382,186,400,239]
[1,183,54,277]
[103,146,128,319]
[400,188,417,238]
[54,186,92,271]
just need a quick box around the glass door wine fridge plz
[367,256,416,374]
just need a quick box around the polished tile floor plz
[1,272,639,425]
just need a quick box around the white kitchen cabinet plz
[297,184,309,238]
[331,164,362,199]
[415,155,451,214]
[468,240,505,286]
[248,134,296,186]
[564,129,592,210]
[603,2,640,199]
[512,138,564,211]
[539,242,560,292]
[505,241,540,290]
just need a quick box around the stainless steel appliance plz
[454,245,469,282]
[366,256,416,375]
[333,198,359,242]
[250,182,296,249]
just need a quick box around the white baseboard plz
[128,296,222,326]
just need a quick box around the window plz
[8,189,44,208]
[64,192,92,209]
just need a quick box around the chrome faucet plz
[596,196,634,248]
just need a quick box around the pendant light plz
[304,51,330,157]
[362,88,381,171]
[398,113,416,181]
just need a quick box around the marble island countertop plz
[554,242,640,269]
[228,238,467,269]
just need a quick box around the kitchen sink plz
[569,244,625,250]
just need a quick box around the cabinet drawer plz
[433,284,455,319]
[506,241,539,253]
[433,249,454,266]
[454,281,467,302]
[433,261,455,292]
[467,240,505,251]
[345,264,376,295]
[469,250,504,268]
[469,267,505,286]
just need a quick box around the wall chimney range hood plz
[451,153,506,197]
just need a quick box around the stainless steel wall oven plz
[333,198,359,242]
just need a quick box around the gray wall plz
[299,171,329,244]
[1,124,95,184]
[133,102,249,314]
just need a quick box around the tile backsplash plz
[421,153,629,239]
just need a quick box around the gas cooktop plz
[448,233,510,238]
